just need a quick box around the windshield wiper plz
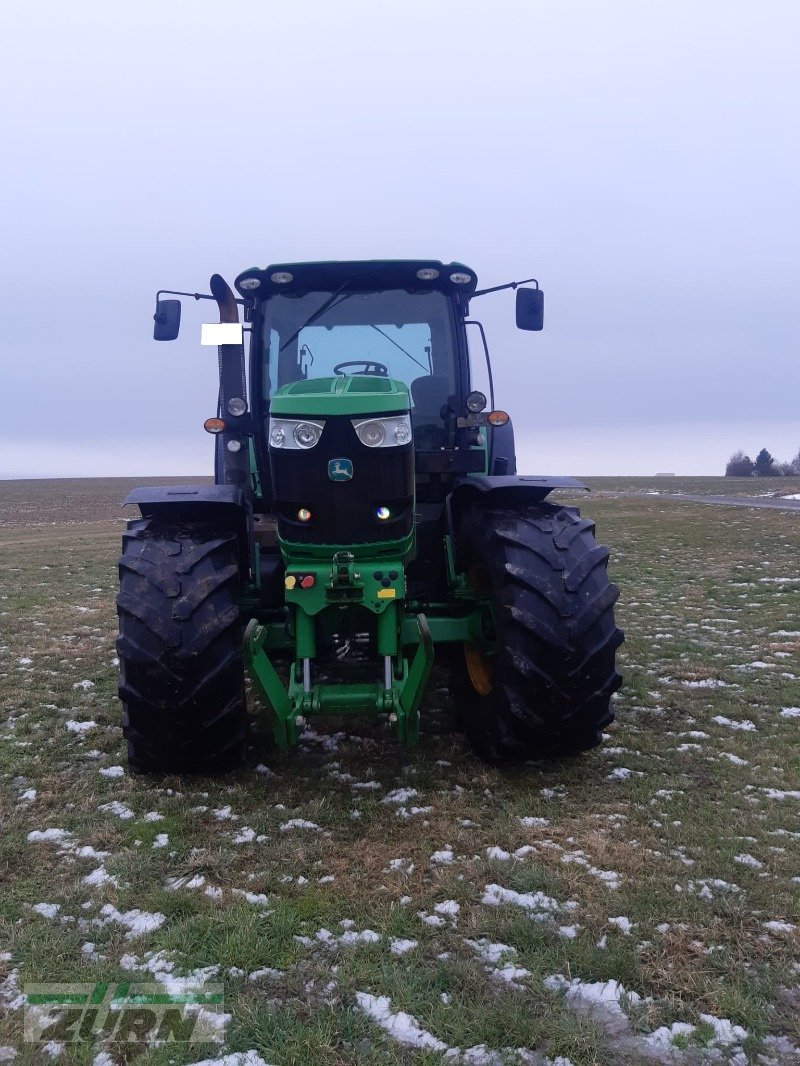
[279,282,354,352]
[370,325,429,373]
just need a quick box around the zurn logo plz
[24,983,226,1044]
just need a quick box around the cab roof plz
[234,259,478,299]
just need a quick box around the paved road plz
[636,493,800,511]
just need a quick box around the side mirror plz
[515,287,544,331]
[153,298,181,341]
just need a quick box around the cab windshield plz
[258,288,459,434]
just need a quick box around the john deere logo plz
[328,458,353,482]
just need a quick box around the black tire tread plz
[116,519,248,773]
[454,502,623,763]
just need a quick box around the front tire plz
[452,503,623,763]
[116,519,248,773]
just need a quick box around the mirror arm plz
[155,289,245,305]
[472,277,539,298]
[465,320,494,411]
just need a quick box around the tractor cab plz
[238,260,530,499]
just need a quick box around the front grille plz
[270,416,414,544]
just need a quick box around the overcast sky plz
[1,0,798,478]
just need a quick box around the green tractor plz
[117,260,622,772]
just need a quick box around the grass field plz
[1,478,799,1065]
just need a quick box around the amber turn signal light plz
[204,417,226,434]
[487,410,510,426]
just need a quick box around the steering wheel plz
[333,360,390,377]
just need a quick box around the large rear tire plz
[116,519,248,773]
[452,503,623,763]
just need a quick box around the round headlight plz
[270,271,293,284]
[239,277,261,291]
[394,421,411,445]
[356,420,385,447]
[376,506,391,521]
[416,268,439,280]
[226,439,243,453]
[466,391,487,413]
[227,397,247,416]
[297,508,311,522]
[449,272,472,285]
[293,422,321,448]
[270,425,285,447]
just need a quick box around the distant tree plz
[725,451,754,477]
[775,462,794,476]
[789,448,800,475]
[753,448,777,477]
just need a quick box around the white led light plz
[269,417,325,449]
[270,271,293,284]
[297,508,311,522]
[466,390,487,413]
[376,506,391,520]
[293,422,322,448]
[226,439,243,453]
[355,420,385,447]
[227,397,247,416]
[416,268,439,280]
[449,272,472,285]
[394,421,411,445]
[239,277,261,290]
[352,414,412,449]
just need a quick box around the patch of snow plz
[643,1022,697,1050]
[32,903,61,919]
[152,834,169,849]
[28,828,72,844]
[434,900,460,918]
[98,801,134,819]
[279,818,320,831]
[232,827,256,844]
[712,715,756,731]
[519,816,549,828]
[733,853,762,868]
[482,883,574,918]
[430,849,454,864]
[65,719,96,732]
[698,1013,747,1045]
[763,920,795,933]
[607,767,632,780]
[96,904,165,938]
[389,938,418,955]
[608,916,633,935]
[247,967,283,982]
[82,867,120,888]
[355,992,448,1052]
[73,680,95,690]
[381,787,419,805]
[545,974,643,1019]
[720,753,749,766]
[98,765,124,778]
[780,707,800,718]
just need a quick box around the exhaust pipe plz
[210,274,248,486]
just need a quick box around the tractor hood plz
[269,376,410,417]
